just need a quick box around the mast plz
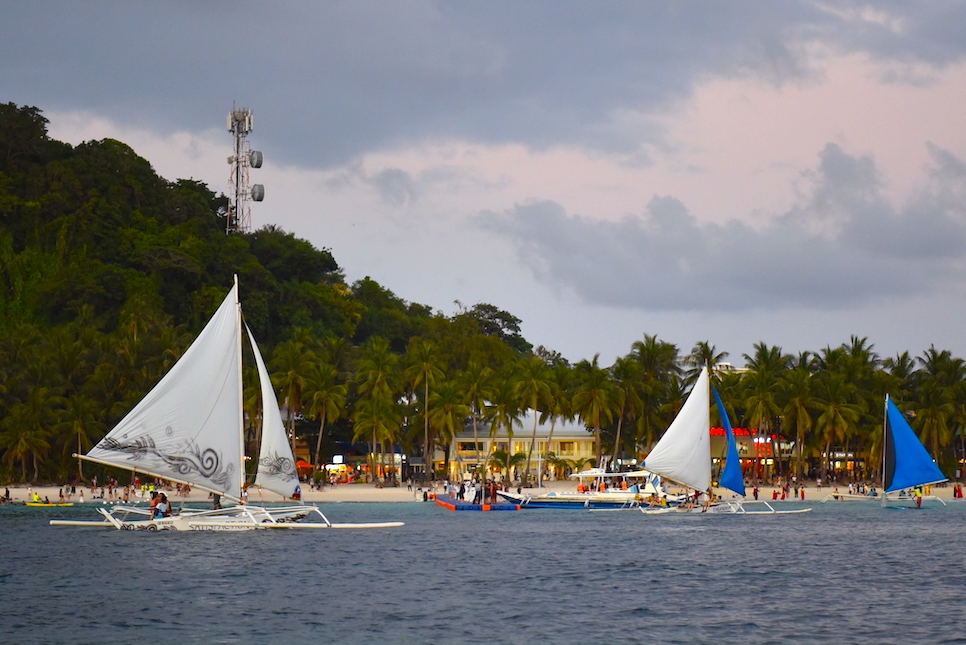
[882,394,888,507]
[235,274,246,496]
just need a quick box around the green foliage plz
[10,101,966,489]
[0,103,536,483]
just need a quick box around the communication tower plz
[226,106,264,233]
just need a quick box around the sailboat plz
[880,395,948,507]
[52,279,402,531]
[641,366,810,515]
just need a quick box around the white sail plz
[644,367,711,492]
[85,285,243,500]
[247,324,301,498]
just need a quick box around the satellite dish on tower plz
[225,105,264,233]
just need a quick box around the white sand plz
[2,478,958,505]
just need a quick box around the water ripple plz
[3,502,966,644]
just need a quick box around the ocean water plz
[2,500,965,645]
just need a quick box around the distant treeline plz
[0,103,962,486]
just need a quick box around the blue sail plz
[713,386,745,496]
[884,398,947,493]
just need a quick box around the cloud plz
[477,143,966,312]
[5,3,966,170]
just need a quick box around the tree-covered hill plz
[0,103,533,483]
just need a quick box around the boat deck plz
[434,494,521,511]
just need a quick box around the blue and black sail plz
[713,385,745,497]
[883,396,946,493]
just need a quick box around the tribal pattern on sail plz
[98,434,235,489]
[258,451,297,480]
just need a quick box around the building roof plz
[455,409,593,441]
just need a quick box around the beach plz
[2,477,957,505]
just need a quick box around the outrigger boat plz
[51,278,403,531]
[497,468,675,509]
[820,395,947,508]
[640,367,811,515]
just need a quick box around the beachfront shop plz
[710,427,798,481]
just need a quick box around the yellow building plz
[446,410,598,481]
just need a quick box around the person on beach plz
[914,486,923,508]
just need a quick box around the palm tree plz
[947,379,966,473]
[541,363,574,481]
[912,379,953,464]
[354,336,401,481]
[316,332,352,374]
[270,338,316,456]
[631,334,680,451]
[302,361,347,482]
[357,336,400,401]
[609,355,641,468]
[742,368,783,480]
[404,338,443,481]
[485,379,521,466]
[0,387,55,482]
[780,367,816,480]
[572,355,616,466]
[487,448,526,484]
[684,341,728,382]
[742,343,789,478]
[352,395,401,483]
[55,394,104,481]
[458,361,493,476]
[428,381,471,479]
[631,334,680,383]
[745,342,790,375]
[512,356,552,484]
[883,351,917,400]
[914,345,962,467]
[814,374,864,480]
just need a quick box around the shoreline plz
[1,479,958,505]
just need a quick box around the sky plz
[4,2,966,366]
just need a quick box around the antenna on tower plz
[226,105,264,233]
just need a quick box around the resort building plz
[446,410,598,481]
